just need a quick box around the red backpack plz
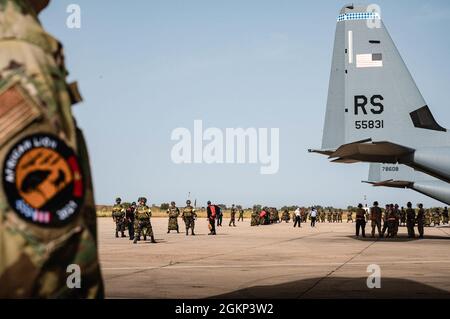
[210,205,216,218]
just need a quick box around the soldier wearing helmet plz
[182,199,197,236]
[133,197,156,244]
[112,197,126,238]
[166,201,180,234]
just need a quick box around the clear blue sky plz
[40,0,450,208]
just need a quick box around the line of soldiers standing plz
[258,207,347,226]
[354,201,448,239]
[113,198,249,240]
[112,198,199,242]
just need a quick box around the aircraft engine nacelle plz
[411,148,450,184]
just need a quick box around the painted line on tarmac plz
[296,239,378,298]
[103,259,450,271]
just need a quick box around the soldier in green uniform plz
[327,210,332,223]
[417,204,425,239]
[251,206,260,226]
[126,201,136,240]
[166,201,180,233]
[370,201,382,238]
[393,204,400,236]
[133,197,156,244]
[433,208,441,226]
[385,204,396,238]
[424,209,432,227]
[347,210,353,223]
[336,210,341,223]
[405,202,416,238]
[229,204,236,227]
[332,210,338,223]
[281,209,290,223]
[381,204,390,238]
[274,208,280,223]
[301,208,307,223]
[443,207,449,225]
[355,204,366,237]
[238,206,244,222]
[400,207,406,227]
[182,200,196,235]
[112,197,126,238]
[0,0,103,298]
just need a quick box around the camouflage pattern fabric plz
[112,203,125,235]
[347,212,353,222]
[134,204,153,239]
[166,206,179,231]
[0,0,103,298]
[182,205,196,233]
[250,210,259,226]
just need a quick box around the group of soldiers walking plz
[354,202,449,239]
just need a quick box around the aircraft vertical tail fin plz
[321,4,448,151]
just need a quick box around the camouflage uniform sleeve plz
[0,0,103,298]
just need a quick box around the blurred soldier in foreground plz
[355,204,366,237]
[417,204,425,239]
[405,202,416,238]
[370,201,382,238]
[182,200,196,236]
[0,0,103,298]
[166,201,180,234]
[112,197,125,238]
[229,204,236,227]
[133,197,156,243]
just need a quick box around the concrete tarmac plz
[99,218,450,298]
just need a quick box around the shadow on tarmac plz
[210,277,450,299]
[348,235,450,242]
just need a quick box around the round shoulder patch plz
[2,134,85,227]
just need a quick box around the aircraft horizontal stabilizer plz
[362,179,413,189]
[329,139,414,164]
[310,139,414,164]
[307,149,335,156]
